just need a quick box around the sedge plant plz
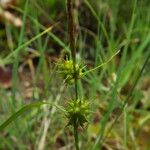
[59,0,120,149]
[0,0,120,149]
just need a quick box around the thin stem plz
[67,0,78,100]
[67,1,79,150]
[74,122,79,150]
[83,50,120,75]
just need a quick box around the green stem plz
[83,50,120,75]
[74,123,79,150]
[67,1,79,150]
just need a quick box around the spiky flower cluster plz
[58,60,84,84]
[66,99,90,127]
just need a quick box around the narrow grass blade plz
[0,101,65,131]
[83,50,120,75]
[99,51,150,146]
[84,0,109,42]
[10,6,70,52]
[2,24,57,65]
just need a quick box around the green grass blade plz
[84,0,109,42]
[119,32,150,87]
[99,51,150,147]
[83,50,120,75]
[10,6,70,52]
[0,102,48,131]
[2,25,56,65]
[0,101,65,131]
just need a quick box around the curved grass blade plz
[10,6,70,52]
[1,24,58,65]
[0,101,65,131]
[83,50,120,76]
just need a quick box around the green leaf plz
[0,101,65,131]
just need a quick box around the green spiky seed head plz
[66,99,90,127]
[58,60,84,84]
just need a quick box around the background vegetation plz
[0,0,150,149]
